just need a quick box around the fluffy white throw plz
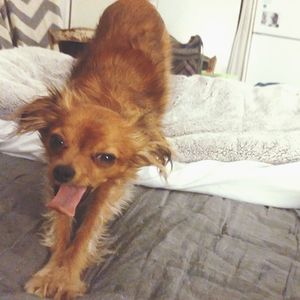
[165,75,300,163]
[1,47,300,208]
[0,47,73,118]
[1,47,300,164]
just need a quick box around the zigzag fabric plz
[5,0,62,48]
[0,0,13,49]
[171,35,203,76]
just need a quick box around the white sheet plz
[137,161,300,208]
[1,119,300,208]
[0,120,45,161]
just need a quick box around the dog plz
[16,0,171,299]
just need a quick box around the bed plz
[1,47,300,300]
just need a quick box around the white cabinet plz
[244,0,300,86]
[253,0,300,40]
[246,34,300,86]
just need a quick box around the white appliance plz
[245,0,300,86]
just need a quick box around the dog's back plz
[71,0,171,120]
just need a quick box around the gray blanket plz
[1,153,300,300]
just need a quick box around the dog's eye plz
[49,134,65,152]
[93,153,116,166]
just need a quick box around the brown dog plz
[16,0,171,299]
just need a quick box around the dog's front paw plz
[25,266,87,300]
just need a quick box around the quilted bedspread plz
[2,44,300,300]
[1,153,300,300]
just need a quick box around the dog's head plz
[16,89,171,216]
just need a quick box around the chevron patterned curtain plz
[1,0,62,48]
[0,0,13,49]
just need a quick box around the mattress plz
[1,153,300,299]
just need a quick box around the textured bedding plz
[3,118,300,209]
[167,76,300,164]
[2,46,300,300]
[1,153,300,300]
[2,47,300,164]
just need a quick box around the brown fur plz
[16,1,171,299]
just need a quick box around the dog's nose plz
[53,165,75,183]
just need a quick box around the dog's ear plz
[132,135,172,178]
[16,91,62,134]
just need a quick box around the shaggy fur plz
[16,0,171,299]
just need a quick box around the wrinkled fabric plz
[1,153,300,299]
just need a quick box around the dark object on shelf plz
[49,29,216,74]
[49,28,94,58]
[170,35,203,76]
[201,55,217,74]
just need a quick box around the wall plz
[60,0,241,73]
[61,0,158,28]
[70,0,115,28]
[157,0,241,73]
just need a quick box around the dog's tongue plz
[47,185,87,217]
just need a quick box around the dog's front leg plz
[48,182,127,300]
[26,181,127,300]
[25,211,74,298]
[44,210,73,257]
[62,181,127,277]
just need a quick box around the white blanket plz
[1,47,300,208]
[1,114,300,209]
[0,46,73,118]
[165,75,300,163]
[2,47,300,164]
